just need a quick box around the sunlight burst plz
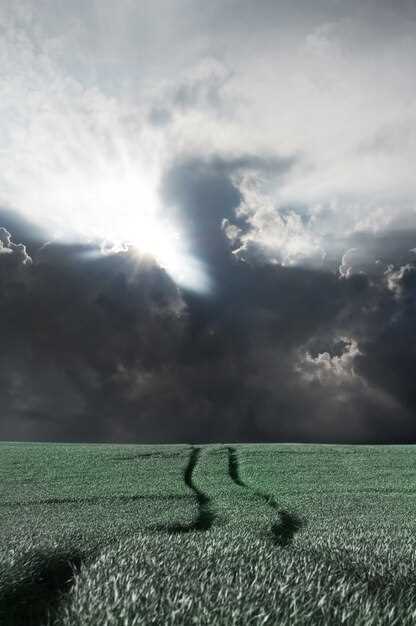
[43,168,209,293]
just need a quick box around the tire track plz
[159,446,217,533]
[0,449,214,624]
[227,447,305,546]
[1,494,191,508]
[110,451,184,461]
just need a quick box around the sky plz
[1,0,416,443]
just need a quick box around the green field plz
[1,443,416,625]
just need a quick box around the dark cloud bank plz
[1,157,416,444]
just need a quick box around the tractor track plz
[1,494,191,508]
[158,446,217,533]
[227,446,305,546]
[1,446,305,625]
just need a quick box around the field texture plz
[1,443,416,625]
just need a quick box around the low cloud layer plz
[1,156,415,442]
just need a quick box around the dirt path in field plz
[227,447,304,545]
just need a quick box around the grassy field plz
[1,443,416,625]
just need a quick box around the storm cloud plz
[0,1,416,442]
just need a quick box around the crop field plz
[1,443,416,625]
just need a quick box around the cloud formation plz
[1,1,416,442]
[1,161,416,443]
[0,227,32,265]
[2,1,416,264]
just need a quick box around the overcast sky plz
[1,0,416,443]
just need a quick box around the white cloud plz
[223,172,324,266]
[1,1,416,274]
[296,338,362,387]
[385,263,416,298]
[0,227,32,265]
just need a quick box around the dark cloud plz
[1,154,416,444]
[0,240,187,441]
[353,263,416,423]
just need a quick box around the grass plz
[1,443,416,624]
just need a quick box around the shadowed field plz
[1,443,416,624]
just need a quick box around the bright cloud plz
[1,0,416,280]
